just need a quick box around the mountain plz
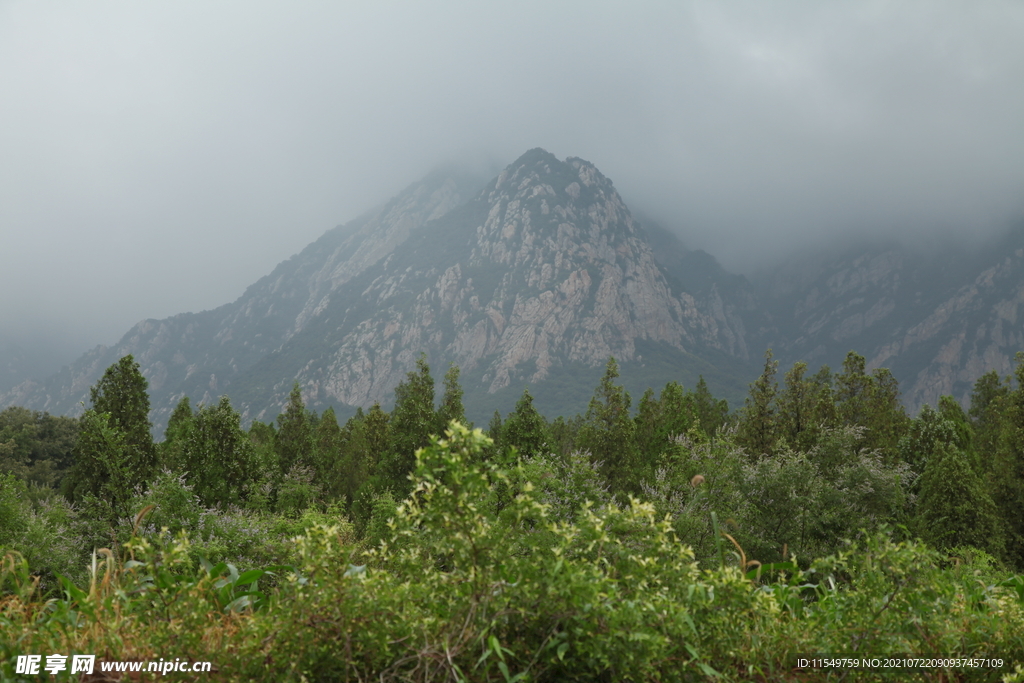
[756,230,1024,411]
[1,150,759,431]
[6,147,1020,428]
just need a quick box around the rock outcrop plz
[7,146,1019,426]
[758,235,1024,412]
[1,150,755,430]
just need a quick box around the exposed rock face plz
[873,247,1024,410]
[6,146,1021,428]
[237,149,755,422]
[758,236,1024,412]
[1,150,756,430]
[0,167,486,427]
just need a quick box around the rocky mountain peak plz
[293,149,743,414]
[0,149,764,429]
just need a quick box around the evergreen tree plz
[833,352,908,457]
[276,383,313,475]
[0,407,78,488]
[332,408,372,509]
[836,351,872,427]
[915,440,1003,557]
[969,370,1009,472]
[165,396,193,441]
[181,397,255,508]
[383,356,436,496]
[363,403,391,479]
[487,410,503,452]
[313,407,347,503]
[936,395,976,470]
[897,403,950,486]
[436,364,466,431]
[161,396,194,471]
[634,381,696,466]
[970,369,1009,424]
[737,350,779,458]
[810,365,839,429]
[777,362,817,451]
[990,353,1024,568]
[90,355,155,457]
[248,420,278,474]
[634,387,664,467]
[661,381,697,437]
[352,402,392,534]
[548,415,582,459]
[576,357,639,497]
[502,388,549,458]
[863,367,909,457]
[65,355,156,510]
[68,409,137,526]
[692,376,729,436]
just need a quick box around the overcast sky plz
[2,1,1023,359]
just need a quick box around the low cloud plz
[1,1,1021,351]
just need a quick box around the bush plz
[2,423,1023,682]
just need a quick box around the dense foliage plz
[3,350,1024,680]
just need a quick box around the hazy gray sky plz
[2,1,1023,356]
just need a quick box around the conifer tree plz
[165,396,193,441]
[777,361,817,451]
[160,396,194,471]
[897,403,946,481]
[436,364,466,431]
[915,440,1003,557]
[313,406,347,502]
[91,355,155,451]
[502,388,549,458]
[248,420,278,479]
[969,370,1009,472]
[181,396,255,508]
[576,357,639,496]
[692,376,729,436]
[276,383,313,475]
[990,353,1024,568]
[65,355,156,515]
[810,365,839,429]
[634,381,696,465]
[67,409,135,525]
[487,410,503,449]
[93,354,156,476]
[833,353,908,457]
[737,350,779,458]
[352,402,392,533]
[936,395,976,469]
[363,403,391,478]
[384,356,435,497]
[836,351,872,427]
[863,367,909,457]
[548,415,582,459]
[634,387,663,466]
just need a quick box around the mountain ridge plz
[4,149,1022,430]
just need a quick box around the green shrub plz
[3,423,1024,682]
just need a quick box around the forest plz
[3,351,1024,681]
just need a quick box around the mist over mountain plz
[4,148,1022,434]
[4,3,1023,355]
[756,228,1024,410]
[0,151,765,431]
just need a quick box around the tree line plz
[3,347,1024,587]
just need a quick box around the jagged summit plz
[251,150,753,421]
[0,150,760,430]
[6,148,1020,427]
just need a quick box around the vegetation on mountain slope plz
[3,350,1024,680]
